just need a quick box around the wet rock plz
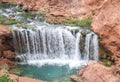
[81,30,88,36]
[78,61,120,82]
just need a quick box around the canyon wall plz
[92,0,120,66]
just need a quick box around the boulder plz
[70,75,81,82]
[71,61,120,82]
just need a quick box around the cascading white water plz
[12,26,99,68]
[0,2,100,81]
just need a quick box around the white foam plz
[20,59,89,69]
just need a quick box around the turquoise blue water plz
[18,64,82,82]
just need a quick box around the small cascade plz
[0,2,100,81]
[12,26,99,67]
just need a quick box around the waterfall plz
[12,26,99,68]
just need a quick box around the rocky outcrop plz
[0,69,44,82]
[1,0,106,23]
[10,74,44,82]
[71,61,120,82]
[91,0,120,66]
[0,25,13,51]
[0,25,16,69]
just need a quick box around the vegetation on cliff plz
[0,74,18,82]
[63,18,92,28]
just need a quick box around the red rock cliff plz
[92,0,120,65]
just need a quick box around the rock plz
[10,74,44,82]
[0,25,10,35]
[78,61,120,82]
[0,69,44,82]
[0,25,15,69]
[0,59,17,69]
[70,75,81,82]
[91,0,120,65]
[3,50,15,59]
[0,69,9,75]
[0,25,13,51]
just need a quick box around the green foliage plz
[100,42,113,67]
[80,19,92,27]
[0,64,9,70]
[63,19,80,26]
[102,59,112,67]
[18,13,34,19]
[0,74,18,82]
[0,15,6,22]
[0,2,16,9]
[10,68,24,76]
[4,20,20,25]
[0,15,20,25]
[63,18,92,28]
[40,11,46,17]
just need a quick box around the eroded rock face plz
[71,62,120,82]
[0,25,13,51]
[0,25,15,69]
[92,0,120,65]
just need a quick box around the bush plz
[0,74,18,82]
[0,15,20,25]
[63,18,92,28]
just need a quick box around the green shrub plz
[0,19,20,25]
[0,74,18,82]
[10,68,24,76]
[0,64,9,70]
[63,19,80,26]
[0,15,20,25]
[63,18,92,28]
[80,19,92,28]
[102,59,112,67]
